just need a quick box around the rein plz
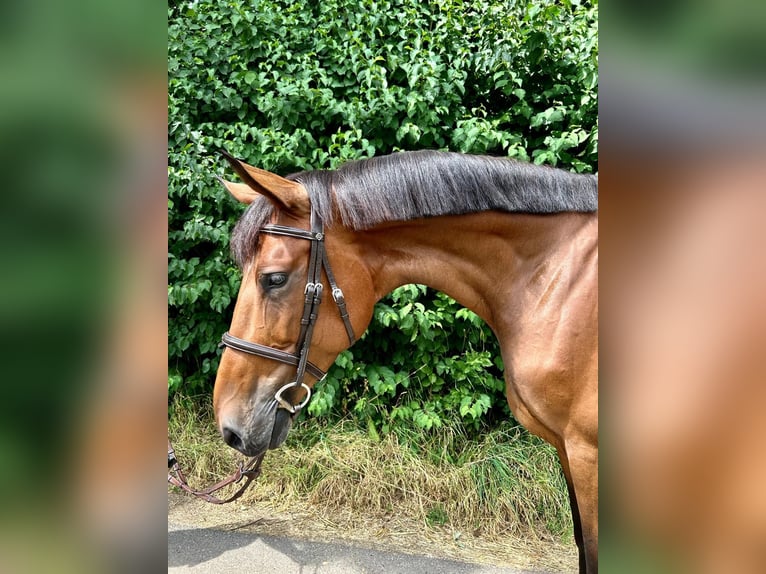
[219,207,356,413]
[168,439,264,504]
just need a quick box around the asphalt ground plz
[169,520,547,574]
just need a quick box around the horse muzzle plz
[220,403,295,457]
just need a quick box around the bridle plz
[168,207,354,504]
[219,207,356,414]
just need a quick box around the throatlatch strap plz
[322,250,356,345]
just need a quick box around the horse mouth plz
[268,408,293,449]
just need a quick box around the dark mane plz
[230,150,598,266]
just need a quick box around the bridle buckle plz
[305,282,324,298]
[331,287,345,304]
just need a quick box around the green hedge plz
[168,0,598,433]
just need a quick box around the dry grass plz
[169,401,574,569]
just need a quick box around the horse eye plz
[261,273,288,290]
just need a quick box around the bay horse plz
[212,150,598,572]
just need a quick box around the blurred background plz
[601,0,766,572]
[0,0,166,572]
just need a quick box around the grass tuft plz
[169,400,571,543]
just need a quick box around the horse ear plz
[218,150,310,216]
[215,176,260,205]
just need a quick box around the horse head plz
[213,153,374,457]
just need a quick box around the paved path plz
[169,521,543,574]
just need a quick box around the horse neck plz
[354,211,598,334]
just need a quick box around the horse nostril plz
[222,426,244,451]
